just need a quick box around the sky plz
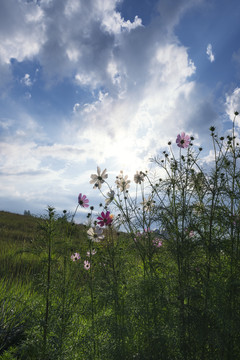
[1,0,240,221]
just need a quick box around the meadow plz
[1,115,240,360]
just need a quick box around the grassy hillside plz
[0,211,40,280]
[0,210,95,282]
[0,211,38,243]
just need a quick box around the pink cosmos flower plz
[71,252,81,261]
[97,211,113,227]
[176,132,191,148]
[84,260,91,270]
[78,193,89,208]
[153,238,163,248]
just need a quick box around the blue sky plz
[1,0,240,221]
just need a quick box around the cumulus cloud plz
[206,43,215,62]
[0,0,44,89]
[226,87,240,123]
[0,0,200,92]
[36,0,144,86]
[0,0,45,64]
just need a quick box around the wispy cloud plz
[206,43,215,62]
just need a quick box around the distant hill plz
[0,210,87,244]
[0,211,39,243]
[0,210,86,280]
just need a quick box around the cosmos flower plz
[84,260,91,270]
[71,252,81,261]
[78,193,89,208]
[134,171,145,184]
[153,238,163,248]
[105,190,115,205]
[141,196,154,212]
[87,226,104,242]
[115,171,130,191]
[90,166,108,189]
[176,132,191,148]
[97,211,113,227]
[87,249,96,257]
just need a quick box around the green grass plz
[0,211,41,282]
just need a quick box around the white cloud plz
[0,1,45,64]
[226,87,240,123]
[206,43,215,62]
[36,0,144,85]
[21,74,32,87]
[0,59,12,90]
[0,0,199,91]
[101,13,142,34]
[64,41,198,174]
[73,103,80,112]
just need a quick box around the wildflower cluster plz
[134,228,163,254]
[71,192,114,269]
[87,131,194,233]
[70,249,93,270]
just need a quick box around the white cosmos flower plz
[87,226,104,242]
[105,190,115,205]
[115,171,130,191]
[90,166,108,189]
